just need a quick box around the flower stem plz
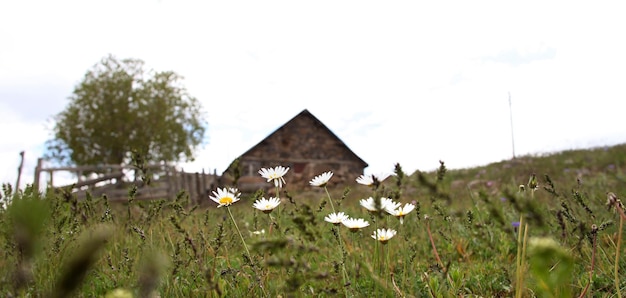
[381,243,387,287]
[372,214,379,273]
[334,226,349,296]
[275,186,281,222]
[227,206,251,260]
[384,244,392,286]
[324,186,336,213]
[268,214,274,237]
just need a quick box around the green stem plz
[275,186,281,222]
[227,206,251,260]
[324,186,336,213]
[382,243,388,287]
[335,226,349,296]
[515,215,529,298]
[373,214,379,273]
[386,242,391,285]
[351,232,357,289]
[268,214,274,237]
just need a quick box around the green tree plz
[46,55,206,167]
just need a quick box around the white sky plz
[2,1,626,189]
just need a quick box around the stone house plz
[221,109,368,192]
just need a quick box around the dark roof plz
[238,109,368,167]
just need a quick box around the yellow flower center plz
[265,204,272,210]
[220,196,233,205]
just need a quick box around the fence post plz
[195,172,201,205]
[33,158,43,191]
[185,171,193,203]
[166,166,173,200]
[201,169,207,203]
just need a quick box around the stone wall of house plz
[226,112,367,191]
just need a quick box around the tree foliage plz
[47,55,206,167]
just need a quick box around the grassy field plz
[2,143,626,297]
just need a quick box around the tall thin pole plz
[508,92,516,159]
[15,151,25,190]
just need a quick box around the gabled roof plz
[238,109,368,167]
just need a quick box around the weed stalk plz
[515,214,529,298]
[607,192,626,298]
[578,224,598,298]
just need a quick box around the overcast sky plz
[2,1,626,190]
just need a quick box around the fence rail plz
[33,158,219,204]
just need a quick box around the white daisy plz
[386,203,416,224]
[252,197,281,214]
[359,197,378,212]
[258,166,290,188]
[356,173,390,186]
[324,212,349,225]
[371,228,397,244]
[310,171,334,187]
[341,217,370,232]
[209,187,241,208]
[360,197,400,213]
[356,174,375,186]
[382,197,401,212]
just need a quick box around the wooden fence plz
[33,158,219,204]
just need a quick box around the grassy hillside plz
[1,143,626,297]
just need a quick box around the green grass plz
[2,143,626,297]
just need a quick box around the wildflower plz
[386,203,416,224]
[356,174,375,186]
[212,187,250,259]
[252,197,281,214]
[607,192,619,206]
[259,166,290,188]
[359,197,377,211]
[324,212,349,225]
[383,197,402,211]
[356,173,391,186]
[606,191,625,213]
[310,171,333,187]
[209,187,240,208]
[360,197,399,212]
[342,217,369,232]
[371,228,397,244]
[252,229,266,235]
[311,171,337,212]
